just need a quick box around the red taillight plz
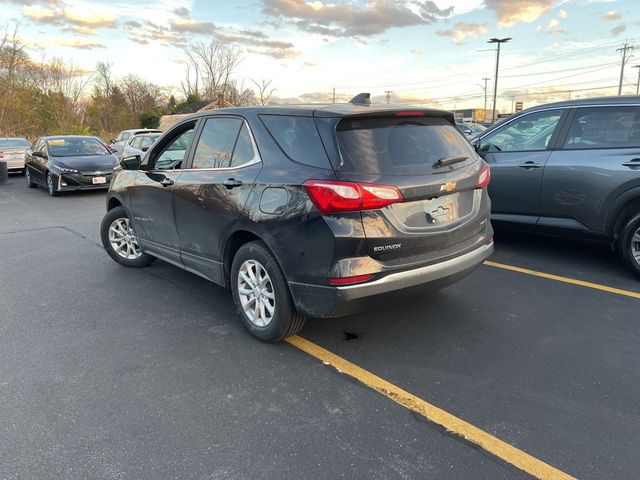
[0,151,4,159]
[477,163,490,189]
[395,111,424,117]
[303,180,403,214]
[328,274,375,285]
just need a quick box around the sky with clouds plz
[1,0,639,112]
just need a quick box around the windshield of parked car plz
[46,138,110,157]
[0,138,31,148]
[335,116,476,175]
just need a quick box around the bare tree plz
[181,38,241,101]
[250,78,276,106]
[120,74,163,119]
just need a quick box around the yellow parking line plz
[286,335,576,480]
[484,260,640,300]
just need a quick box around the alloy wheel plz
[631,226,640,266]
[237,259,275,327]
[47,174,54,194]
[108,217,142,260]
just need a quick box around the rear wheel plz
[46,172,59,197]
[231,241,305,342]
[100,206,155,267]
[619,213,640,279]
[25,168,37,188]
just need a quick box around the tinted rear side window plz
[335,117,475,175]
[260,115,330,169]
[564,106,640,149]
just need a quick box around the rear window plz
[260,115,330,169]
[335,117,475,175]
[0,138,30,148]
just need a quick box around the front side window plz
[152,126,194,170]
[191,117,243,169]
[564,106,640,149]
[481,110,564,153]
[121,132,131,142]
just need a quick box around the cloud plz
[437,21,488,44]
[602,11,620,21]
[173,6,190,18]
[55,38,105,49]
[247,46,302,59]
[410,48,422,54]
[170,18,215,34]
[611,24,626,36]
[262,0,453,38]
[484,0,555,27]
[21,3,117,29]
[558,9,567,19]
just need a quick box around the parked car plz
[456,122,473,137]
[120,132,161,160]
[0,137,31,172]
[25,136,119,196]
[110,129,161,159]
[100,104,493,342]
[472,95,640,277]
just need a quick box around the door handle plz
[622,158,640,168]
[518,161,542,170]
[222,178,243,189]
[160,178,174,187]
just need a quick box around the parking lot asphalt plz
[1,174,639,480]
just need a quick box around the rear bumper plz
[289,241,493,318]
[5,159,25,170]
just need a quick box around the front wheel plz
[231,241,305,342]
[619,213,640,279]
[100,206,155,267]
[46,172,60,196]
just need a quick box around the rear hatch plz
[316,111,488,264]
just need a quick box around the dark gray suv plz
[473,96,640,277]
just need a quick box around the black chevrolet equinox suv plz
[101,102,494,342]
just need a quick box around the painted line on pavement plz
[286,335,576,480]
[484,260,640,300]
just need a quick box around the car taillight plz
[477,163,490,189]
[303,180,404,214]
[328,274,375,285]
[0,151,4,159]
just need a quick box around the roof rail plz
[349,93,371,105]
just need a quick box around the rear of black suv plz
[102,104,493,342]
[259,106,493,318]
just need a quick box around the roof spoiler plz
[349,92,371,105]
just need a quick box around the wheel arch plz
[608,190,640,244]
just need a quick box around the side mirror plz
[32,151,45,158]
[109,139,115,144]
[470,138,480,153]
[141,146,149,152]
[121,155,141,170]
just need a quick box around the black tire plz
[619,213,640,279]
[230,241,305,342]
[100,206,155,268]
[46,172,59,197]
[25,168,37,188]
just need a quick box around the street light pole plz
[488,37,511,123]
[482,77,489,116]
[634,65,640,95]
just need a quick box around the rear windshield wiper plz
[434,156,468,168]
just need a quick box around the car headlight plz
[52,165,79,174]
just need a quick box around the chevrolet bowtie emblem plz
[440,182,456,192]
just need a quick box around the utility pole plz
[482,77,489,116]
[332,87,336,103]
[633,65,640,95]
[488,37,511,123]
[617,42,634,95]
[385,90,392,104]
